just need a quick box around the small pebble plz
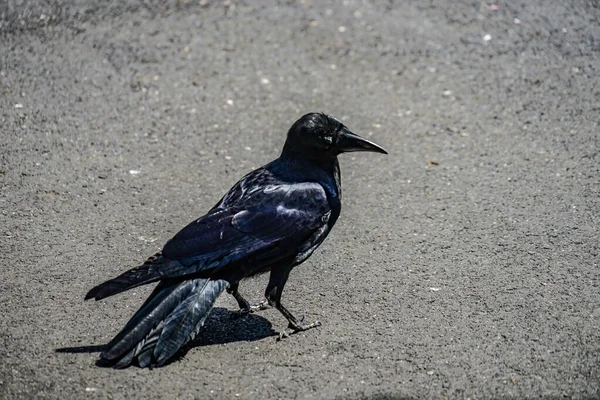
[483,34,492,42]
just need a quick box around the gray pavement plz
[1,1,598,398]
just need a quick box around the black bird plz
[86,112,387,368]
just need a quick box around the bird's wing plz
[86,182,331,300]
[163,181,331,268]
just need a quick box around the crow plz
[85,112,387,368]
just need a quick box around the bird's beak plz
[336,128,388,154]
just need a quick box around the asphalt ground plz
[1,1,599,398]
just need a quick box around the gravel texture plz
[1,1,599,399]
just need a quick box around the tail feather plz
[116,324,163,369]
[85,253,188,301]
[154,279,228,365]
[133,325,163,368]
[100,280,186,361]
[100,278,229,368]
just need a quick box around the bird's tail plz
[99,277,229,368]
[85,253,190,301]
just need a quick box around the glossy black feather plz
[100,278,228,368]
[86,178,331,302]
[154,279,228,366]
[86,113,386,368]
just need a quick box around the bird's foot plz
[234,300,271,318]
[248,300,271,313]
[277,317,321,341]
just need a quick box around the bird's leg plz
[273,302,321,340]
[265,267,321,340]
[227,283,250,312]
[227,283,270,315]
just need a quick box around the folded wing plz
[86,182,331,301]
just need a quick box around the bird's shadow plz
[56,307,277,366]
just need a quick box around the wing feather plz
[88,181,332,300]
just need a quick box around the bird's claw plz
[248,300,271,313]
[232,300,270,318]
[277,320,321,341]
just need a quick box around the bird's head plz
[282,113,387,160]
